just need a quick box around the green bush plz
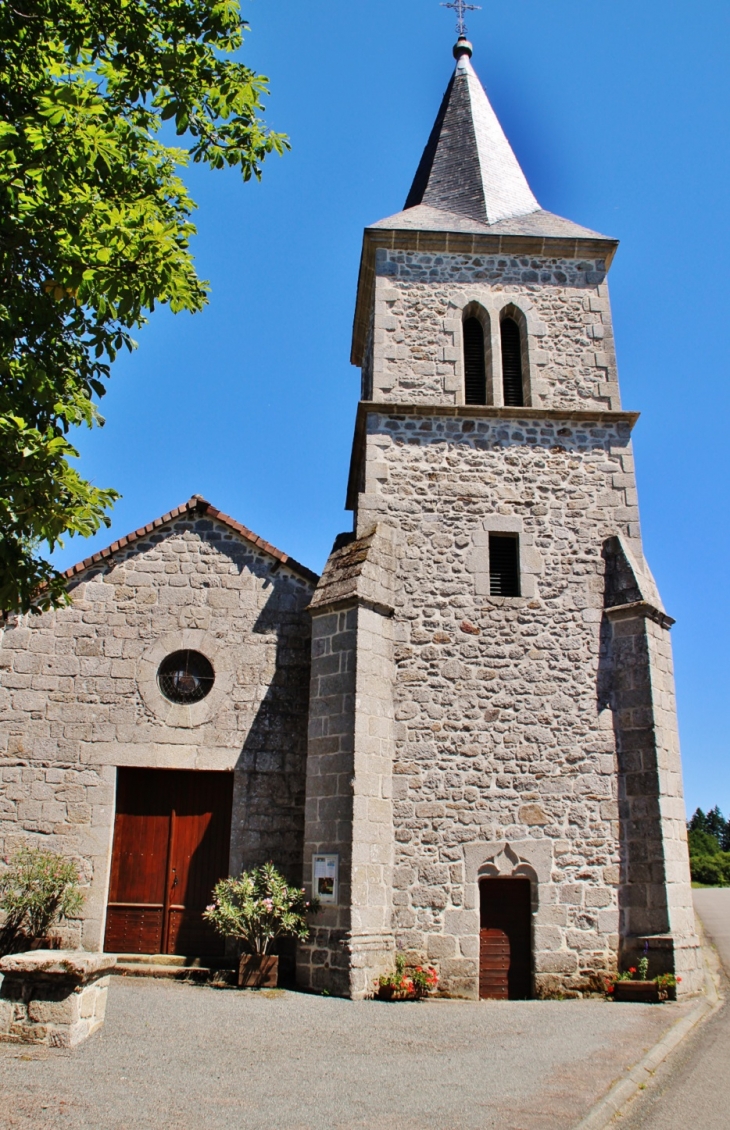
[203,863,319,955]
[690,852,730,886]
[0,846,83,953]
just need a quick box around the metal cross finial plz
[441,0,481,39]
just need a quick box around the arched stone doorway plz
[479,877,532,999]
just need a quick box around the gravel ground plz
[0,977,693,1130]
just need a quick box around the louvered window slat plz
[489,534,520,596]
[463,317,487,405]
[501,318,524,407]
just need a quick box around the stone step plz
[111,954,237,981]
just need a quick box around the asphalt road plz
[618,888,730,1130]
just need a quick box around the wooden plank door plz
[105,769,171,954]
[479,878,532,999]
[165,771,233,956]
[479,928,511,999]
[105,768,233,956]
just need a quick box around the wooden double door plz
[105,768,233,956]
[479,878,532,999]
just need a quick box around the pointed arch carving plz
[476,844,540,912]
[463,838,552,915]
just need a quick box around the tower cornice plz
[345,401,639,510]
[351,225,619,367]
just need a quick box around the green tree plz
[1,0,288,613]
[688,827,721,858]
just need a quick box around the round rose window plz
[157,650,215,704]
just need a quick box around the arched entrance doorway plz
[479,877,532,999]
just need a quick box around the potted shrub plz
[374,954,438,1001]
[204,863,319,988]
[0,846,83,956]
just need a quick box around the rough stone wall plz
[354,411,642,997]
[0,515,314,950]
[370,250,620,411]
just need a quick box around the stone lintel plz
[346,402,640,511]
[605,600,675,630]
[352,228,619,365]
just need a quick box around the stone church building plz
[0,38,701,999]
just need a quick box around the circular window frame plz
[157,649,215,705]
[137,631,233,728]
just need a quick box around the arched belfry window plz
[463,317,487,405]
[501,317,524,407]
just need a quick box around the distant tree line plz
[687,807,730,885]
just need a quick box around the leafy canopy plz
[0,0,287,613]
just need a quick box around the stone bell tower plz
[297,37,702,999]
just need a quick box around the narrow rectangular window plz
[489,534,520,596]
[500,317,524,407]
[463,317,487,405]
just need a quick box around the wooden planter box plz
[238,955,278,989]
[614,980,668,1004]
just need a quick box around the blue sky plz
[52,0,730,817]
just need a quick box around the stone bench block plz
[0,950,117,1048]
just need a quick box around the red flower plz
[629,967,637,974]
[677,976,682,983]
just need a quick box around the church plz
[0,35,702,999]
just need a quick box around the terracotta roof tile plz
[62,496,319,586]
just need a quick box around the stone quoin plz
[0,36,701,1000]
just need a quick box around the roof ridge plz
[62,496,319,586]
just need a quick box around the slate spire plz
[404,38,539,227]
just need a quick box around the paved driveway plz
[0,973,695,1129]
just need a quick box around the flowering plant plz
[604,970,682,997]
[0,847,83,954]
[203,863,319,956]
[375,954,438,1001]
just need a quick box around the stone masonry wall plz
[607,603,701,990]
[0,515,314,950]
[370,250,620,411]
[354,411,645,996]
[298,608,357,996]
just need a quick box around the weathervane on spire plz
[441,0,481,39]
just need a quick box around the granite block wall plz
[346,406,700,996]
[366,251,621,411]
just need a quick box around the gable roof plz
[403,47,539,228]
[63,496,319,586]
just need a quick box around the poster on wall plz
[312,854,339,904]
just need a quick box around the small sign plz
[312,854,339,904]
